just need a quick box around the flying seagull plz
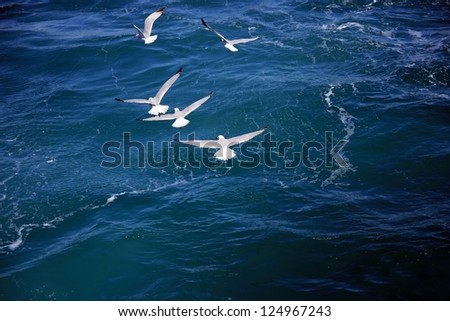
[115,67,182,115]
[201,18,259,52]
[179,126,268,160]
[141,92,213,128]
[133,7,165,44]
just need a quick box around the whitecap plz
[7,224,38,251]
[365,0,381,8]
[105,192,128,205]
[106,194,118,204]
[408,29,422,38]
[7,237,23,251]
[42,223,56,228]
[336,22,364,31]
[324,85,335,109]
[322,84,357,187]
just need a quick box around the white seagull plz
[115,67,182,115]
[201,18,259,52]
[141,92,213,128]
[179,127,268,160]
[133,7,165,44]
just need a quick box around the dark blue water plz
[1,0,449,300]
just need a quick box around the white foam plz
[322,84,357,187]
[336,22,364,31]
[42,223,56,228]
[7,237,23,251]
[105,192,127,205]
[7,224,38,251]
[321,165,355,188]
[106,194,118,204]
[408,29,422,38]
[365,0,378,8]
[324,84,356,139]
[324,85,335,109]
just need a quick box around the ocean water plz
[1,0,450,300]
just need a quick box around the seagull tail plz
[224,43,238,52]
[149,105,169,115]
[214,148,236,161]
[144,35,158,44]
[172,118,190,128]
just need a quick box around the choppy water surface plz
[1,0,449,300]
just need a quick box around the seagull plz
[133,7,165,44]
[179,126,268,160]
[201,18,259,52]
[140,92,213,128]
[115,67,182,115]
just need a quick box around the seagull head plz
[217,135,225,140]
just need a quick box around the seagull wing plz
[201,18,229,42]
[132,24,145,38]
[181,92,213,117]
[115,98,149,104]
[228,36,259,45]
[143,7,165,37]
[141,113,177,121]
[179,139,221,149]
[227,127,268,147]
[152,67,183,104]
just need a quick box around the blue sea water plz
[1,0,450,300]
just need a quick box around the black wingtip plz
[262,125,269,130]
[176,66,183,74]
[201,18,209,28]
[209,91,213,95]
[157,7,165,13]
[115,98,124,102]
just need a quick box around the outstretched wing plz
[152,67,183,104]
[132,24,145,38]
[228,36,259,45]
[115,98,149,104]
[227,127,268,147]
[143,7,165,37]
[181,92,213,117]
[141,113,177,121]
[201,18,229,43]
[179,139,221,149]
